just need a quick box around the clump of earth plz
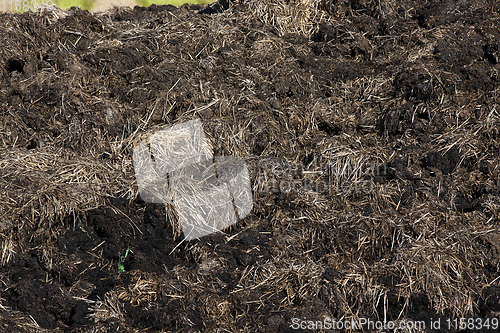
[0,0,499,331]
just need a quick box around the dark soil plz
[0,0,500,332]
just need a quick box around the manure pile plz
[0,0,499,332]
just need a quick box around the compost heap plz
[0,0,499,331]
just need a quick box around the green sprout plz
[117,247,130,273]
[78,222,92,239]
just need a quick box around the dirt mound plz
[0,0,499,331]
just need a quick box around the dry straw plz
[0,0,499,331]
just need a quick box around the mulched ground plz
[0,0,499,332]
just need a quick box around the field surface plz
[0,0,499,332]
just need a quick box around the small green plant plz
[117,247,130,273]
[78,222,92,239]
